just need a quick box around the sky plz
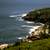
[0,0,50,8]
[0,0,50,15]
[0,0,50,4]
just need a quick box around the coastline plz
[0,7,50,49]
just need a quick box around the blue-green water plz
[0,0,50,43]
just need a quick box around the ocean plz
[0,0,50,43]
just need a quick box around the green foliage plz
[23,8,50,23]
[14,42,20,46]
[39,32,50,39]
[5,38,50,50]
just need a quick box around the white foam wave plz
[33,26,41,29]
[9,13,27,21]
[9,15,18,17]
[9,14,22,17]
[26,21,34,24]
[9,13,27,17]
[17,37,25,40]
[18,17,24,21]
[21,13,27,17]
[17,37,23,40]
[29,28,35,35]
[21,25,33,28]
[28,26,42,35]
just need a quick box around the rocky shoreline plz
[22,8,50,42]
[22,8,50,23]
[0,8,50,50]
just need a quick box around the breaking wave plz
[9,13,27,18]
[9,13,27,21]
[21,25,33,28]
[26,21,34,24]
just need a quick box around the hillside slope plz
[5,38,50,50]
[22,8,50,23]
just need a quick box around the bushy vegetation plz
[23,8,50,23]
[4,38,50,50]
[23,7,50,35]
[39,32,50,39]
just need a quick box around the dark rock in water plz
[27,35,40,41]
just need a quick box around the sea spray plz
[9,13,27,21]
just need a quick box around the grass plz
[5,38,50,50]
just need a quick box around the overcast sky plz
[0,0,50,4]
[0,0,50,15]
[0,0,50,8]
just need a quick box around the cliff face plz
[22,8,50,23]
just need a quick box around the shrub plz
[39,32,50,39]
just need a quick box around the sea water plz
[0,0,50,43]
